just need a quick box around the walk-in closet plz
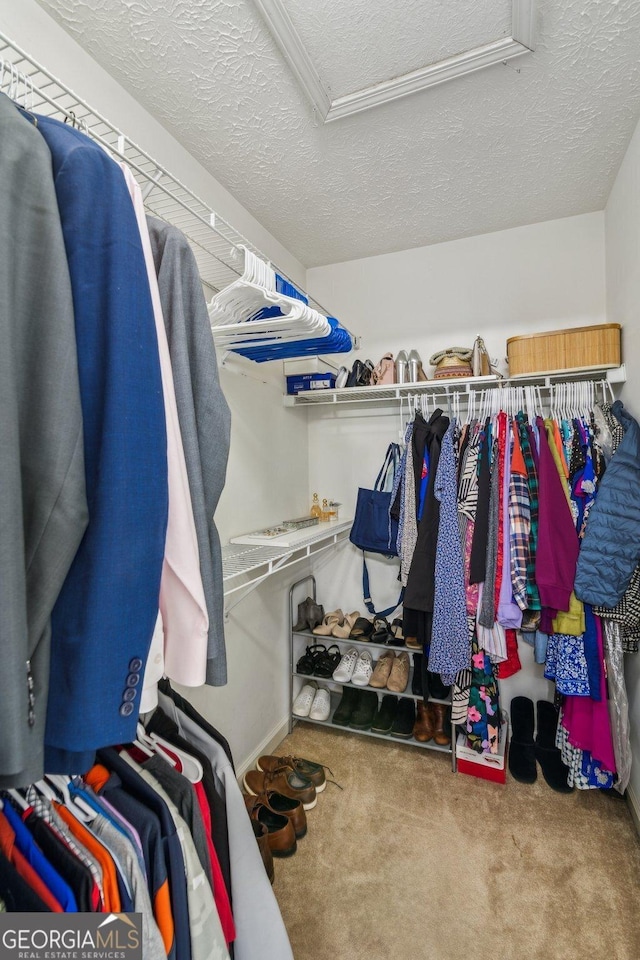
[1,2,639,959]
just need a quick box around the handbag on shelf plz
[429,346,473,380]
[372,352,396,385]
[346,358,375,388]
[472,336,503,379]
[350,444,404,616]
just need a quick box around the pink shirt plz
[119,163,209,695]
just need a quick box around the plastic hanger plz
[5,788,29,812]
[149,734,203,783]
[45,775,94,823]
[32,779,58,802]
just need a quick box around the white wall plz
[308,212,606,372]
[0,0,308,771]
[605,113,640,819]
[306,212,607,716]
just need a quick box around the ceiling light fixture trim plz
[252,0,536,122]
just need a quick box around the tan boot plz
[413,701,435,742]
[432,703,451,746]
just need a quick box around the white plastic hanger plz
[45,775,94,823]
[6,788,29,812]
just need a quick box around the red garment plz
[497,629,522,679]
[0,810,63,912]
[494,412,507,611]
[193,781,236,945]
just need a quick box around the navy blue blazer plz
[36,116,168,773]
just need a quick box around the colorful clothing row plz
[0,684,294,960]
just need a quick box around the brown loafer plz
[413,701,435,743]
[251,819,274,883]
[244,765,317,810]
[244,795,297,857]
[259,790,307,839]
[257,754,327,793]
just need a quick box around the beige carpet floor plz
[270,723,640,960]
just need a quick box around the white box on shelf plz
[283,357,340,376]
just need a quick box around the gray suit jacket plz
[147,217,231,685]
[0,94,88,786]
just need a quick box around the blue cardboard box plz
[286,373,336,395]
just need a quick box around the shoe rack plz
[289,576,456,771]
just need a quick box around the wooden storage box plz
[507,323,621,376]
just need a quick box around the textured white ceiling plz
[35,1,640,267]
[283,0,512,98]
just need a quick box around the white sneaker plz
[351,650,374,686]
[333,647,359,683]
[293,682,317,717]
[309,687,331,721]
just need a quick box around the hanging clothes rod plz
[0,31,356,343]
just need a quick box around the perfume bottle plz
[321,498,331,521]
[310,493,322,519]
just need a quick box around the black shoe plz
[349,691,378,730]
[535,700,573,793]
[508,696,537,784]
[391,698,416,738]
[427,671,451,701]
[411,654,423,696]
[332,686,359,726]
[371,695,398,734]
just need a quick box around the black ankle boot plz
[535,700,573,793]
[411,654,423,696]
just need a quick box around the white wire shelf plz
[222,520,352,613]
[0,31,356,350]
[284,365,627,409]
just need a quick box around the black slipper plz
[535,700,573,793]
[349,617,374,640]
[371,616,391,643]
[387,617,405,647]
[508,696,537,784]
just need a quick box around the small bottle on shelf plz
[310,493,322,519]
[320,498,331,521]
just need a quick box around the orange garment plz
[85,763,110,793]
[86,763,175,955]
[511,425,527,475]
[53,803,121,912]
[553,419,569,478]
[0,810,63,912]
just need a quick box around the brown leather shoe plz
[257,754,326,793]
[387,651,410,692]
[413,701,435,742]
[251,819,274,883]
[432,703,451,746]
[259,790,307,839]
[244,765,317,810]
[369,650,395,688]
[244,794,297,857]
[404,636,421,650]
